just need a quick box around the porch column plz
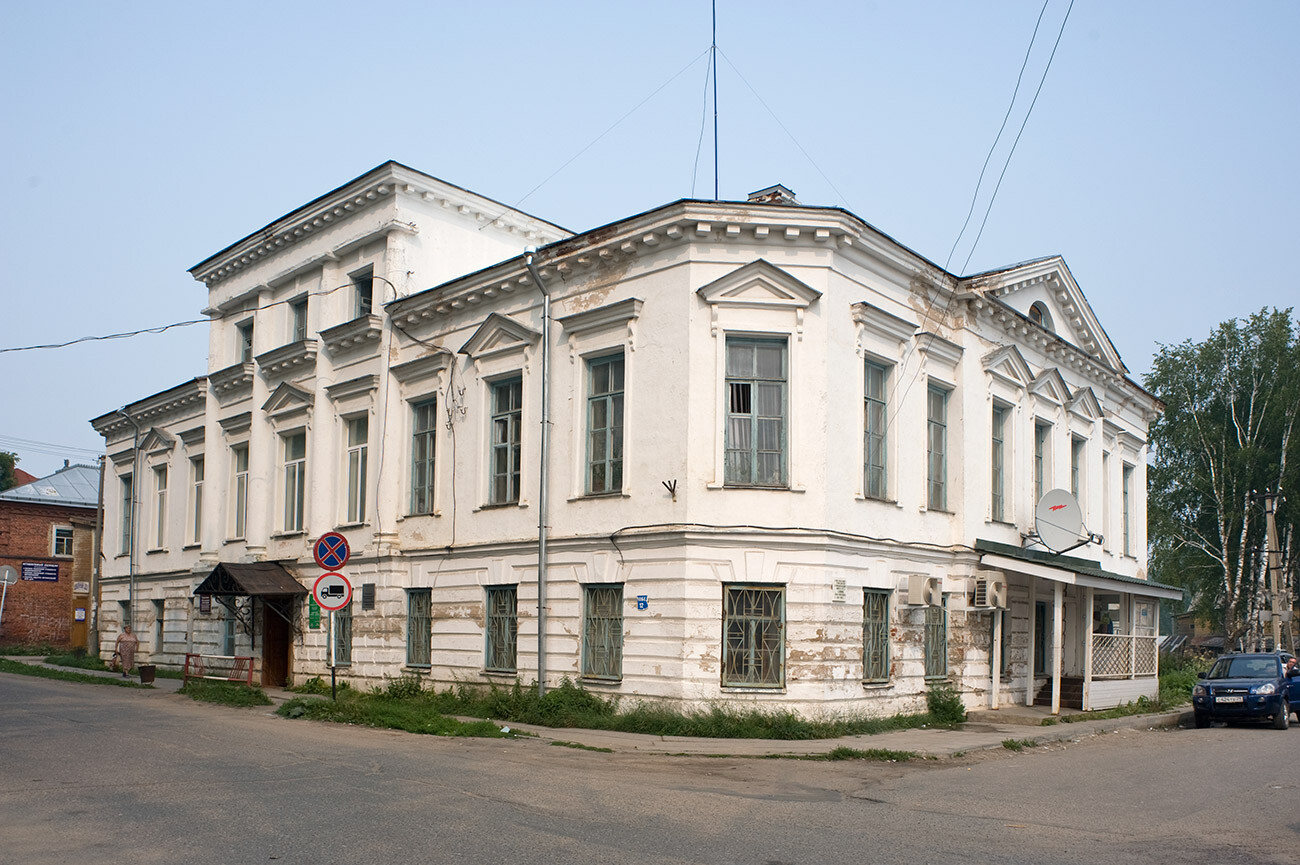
[1083,586,1094,711]
[1051,581,1064,715]
[1026,578,1037,706]
[991,610,1002,709]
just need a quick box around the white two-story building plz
[92,163,1176,715]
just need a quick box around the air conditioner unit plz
[972,576,1008,609]
[908,574,942,606]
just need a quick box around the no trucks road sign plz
[314,532,351,570]
[313,573,352,611]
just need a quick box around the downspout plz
[115,408,143,629]
[90,455,106,658]
[524,249,551,698]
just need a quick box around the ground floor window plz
[924,601,947,679]
[221,608,236,656]
[333,599,353,666]
[863,589,890,682]
[722,585,784,687]
[406,589,432,667]
[485,586,517,673]
[582,585,623,680]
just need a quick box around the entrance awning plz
[193,562,308,597]
[975,539,1182,600]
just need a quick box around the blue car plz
[1192,652,1299,729]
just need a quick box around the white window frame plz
[188,456,204,547]
[1071,436,1086,504]
[489,377,523,505]
[231,444,249,540]
[119,473,133,555]
[585,354,625,495]
[1122,463,1134,556]
[991,402,1010,522]
[1034,420,1052,504]
[52,525,74,558]
[236,319,254,363]
[864,360,889,501]
[927,383,949,511]
[151,464,168,550]
[410,398,438,515]
[351,266,374,320]
[723,335,789,488]
[344,416,368,524]
[290,296,309,343]
[282,431,307,533]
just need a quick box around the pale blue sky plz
[2,1,1297,477]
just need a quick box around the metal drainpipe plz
[524,249,550,698]
[115,408,142,629]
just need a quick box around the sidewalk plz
[4,657,1188,758]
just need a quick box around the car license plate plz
[1216,695,1244,703]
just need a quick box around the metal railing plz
[1091,633,1158,679]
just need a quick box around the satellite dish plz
[1035,489,1084,553]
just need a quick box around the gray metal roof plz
[0,463,100,508]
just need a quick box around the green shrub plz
[45,653,111,672]
[178,680,272,706]
[926,682,967,725]
[383,675,426,700]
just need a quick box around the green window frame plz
[406,588,432,668]
[724,337,787,487]
[991,404,1008,521]
[581,584,624,680]
[586,355,625,495]
[927,385,948,510]
[863,589,891,682]
[411,399,437,515]
[722,585,785,687]
[923,599,947,679]
[864,361,888,499]
[333,598,353,666]
[490,378,523,505]
[485,585,517,673]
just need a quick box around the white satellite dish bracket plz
[1028,489,1101,555]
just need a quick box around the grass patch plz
[550,740,614,752]
[290,675,352,696]
[178,679,272,706]
[820,746,919,762]
[277,695,514,737]
[275,676,955,742]
[0,643,59,656]
[0,658,151,688]
[1002,738,1037,751]
[45,652,111,672]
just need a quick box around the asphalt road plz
[1,673,1295,865]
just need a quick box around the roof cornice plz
[91,377,208,437]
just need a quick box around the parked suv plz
[1192,652,1299,729]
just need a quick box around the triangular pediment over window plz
[696,259,822,309]
[983,345,1033,388]
[458,313,541,360]
[1028,368,1070,405]
[139,427,176,455]
[262,382,314,418]
[1067,385,1103,421]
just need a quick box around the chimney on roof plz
[747,184,800,206]
[63,460,69,468]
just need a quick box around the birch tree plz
[1146,308,1299,648]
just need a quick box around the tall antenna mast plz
[712,0,719,200]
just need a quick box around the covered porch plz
[975,540,1183,713]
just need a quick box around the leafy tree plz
[0,451,18,492]
[1146,308,1299,649]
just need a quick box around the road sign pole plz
[329,609,337,702]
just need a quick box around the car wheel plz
[1273,703,1290,730]
[1193,712,1210,728]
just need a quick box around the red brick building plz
[0,463,100,646]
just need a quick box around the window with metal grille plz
[410,399,437,514]
[725,338,787,487]
[864,361,888,499]
[863,589,891,682]
[52,526,73,557]
[333,598,353,666]
[346,417,368,523]
[586,355,624,494]
[485,586,517,672]
[991,404,1009,520]
[283,432,306,532]
[490,378,522,504]
[406,589,432,667]
[924,601,947,678]
[927,385,947,510]
[153,599,165,651]
[722,585,784,687]
[582,585,623,680]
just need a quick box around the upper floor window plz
[152,465,168,549]
[490,378,523,505]
[725,337,787,487]
[410,399,437,515]
[586,355,624,495]
[1034,421,1052,504]
[291,298,308,342]
[991,403,1009,522]
[119,474,133,554]
[237,320,254,363]
[283,432,306,532]
[345,417,368,523]
[352,267,375,320]
[189,457,204,546]
[1122,464,1134,556]
[927,385,948,511]
[1028,301,1053,332]
[231,444,249,539]
[52,526,73,557]
[864,361,888,500]
[1071,437,1086,503]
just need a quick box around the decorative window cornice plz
[917,331,964,369]
[1067,386,1103,421]
[109,448,135,467]
[391,350,452,384]
[256,339,318,379]
[262,382,314,421]
[1028,368,1070,406]
[982,345,1032,389]
[326,374,379,403]
[219,412,252,436]
[139,427,176,456]
[209,362,255,400]
[319,315,383,357]
[556,297,643,356]
[851,301,916,347]
[178,427,205,447]
[458,312,541,361]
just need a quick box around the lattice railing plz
[1091,634,1158,679]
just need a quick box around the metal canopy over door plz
[193,562,306,687]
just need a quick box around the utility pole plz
[1263,491,1283,652]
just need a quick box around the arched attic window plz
[1029,301,1053,332]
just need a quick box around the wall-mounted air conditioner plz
[973,576,1009,609]
[907,574,942,606]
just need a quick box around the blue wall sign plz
[22,562,59,582]
[636,595,648,610]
